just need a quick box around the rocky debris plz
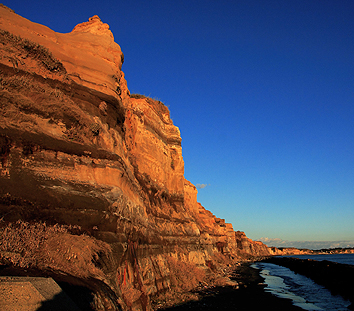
[153,263,304,311]
[0,6,285,310]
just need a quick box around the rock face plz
[234,231,272,257]
[0,6,275,310]
[268,247,313,256]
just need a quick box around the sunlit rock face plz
[0,6,275,310]
[235,231,272,256]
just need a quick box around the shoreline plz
[154,262,304,311]
[264,256,354,310]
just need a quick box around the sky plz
[5,0,354,249]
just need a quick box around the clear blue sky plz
[6,1,354,247]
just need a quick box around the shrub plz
[0,29,66,73]
[130,94,148,100]
[0,220,111,279]
[165,255,206,292]
[0,4,14,13]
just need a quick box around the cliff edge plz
[0,6,275,310]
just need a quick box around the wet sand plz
[156,263,304,311]
[265,256,354,310]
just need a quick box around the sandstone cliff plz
[0,6,275,310]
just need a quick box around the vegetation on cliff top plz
[0,29,66,73]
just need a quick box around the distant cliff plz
[0,6,280,310]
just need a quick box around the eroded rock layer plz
[0,6,275,310]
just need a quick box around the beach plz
[155,263,304,311]
[264,256,354,310]
[155,256,354,311]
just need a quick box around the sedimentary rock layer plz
[0,6,275,310]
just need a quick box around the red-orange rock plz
[0,6,281,310]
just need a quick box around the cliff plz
[0,6,275,310]
[268,247,313,256]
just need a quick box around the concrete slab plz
[0,276,81,311]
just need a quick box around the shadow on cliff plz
[36,290,83,311]
[36,281,124,311]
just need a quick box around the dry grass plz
[0,74,66,101]
[130,94,149,100]
[165,256,206,292]
[151,255,206,309]
[0,29,66,73]
[0,73,90,142]
[0,220,111,279]
[130,94,170,118]
[0,4,15,13]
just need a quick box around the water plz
[252,261,351,310]
[286,253,354,265]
